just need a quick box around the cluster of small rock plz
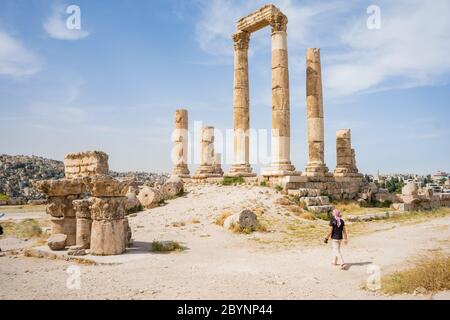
[0,154,64,203]
[110,171,168,188]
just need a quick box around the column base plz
[303,164,331,177]
[226,164,256,177]
[333,168,363,179]
[172,166,190,178]
[193,166,223,179]
[262,163,300,177]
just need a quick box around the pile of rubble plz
[0,154,169,205]
[0,154,64,204]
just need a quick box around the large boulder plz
[161,176,184,200]
[137,186,161,209]
[402,181,418,196]
[125,190,141,212]
[223,209,258,231]
[47,234,67,251]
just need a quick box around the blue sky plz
[0,0,449,175]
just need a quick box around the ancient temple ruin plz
[166,4,367,199]
[35,151,132,255]
[228,5,297,178]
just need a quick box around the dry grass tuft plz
[275,196,293,206]
[380,252,450,294]
[214,211,232,226]
[299,212,316,220]
[150,240,185,253]
[0,219,44,239]
[333,200,362,214]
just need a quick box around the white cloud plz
[44,4,90,40]
[195,0,450,97]
[325,0,450,96]
[0,31,42,76]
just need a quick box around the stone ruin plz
[35,151,132,256]
[168,5,365,201]
[166,4,448,211]
[392,181,450,212]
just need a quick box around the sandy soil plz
[0,184,449,300]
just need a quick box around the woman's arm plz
[343,226,348,244]
[325,227,333,241]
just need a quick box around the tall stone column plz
[263,12,296,176]
[194,126,221,178]
[228,31,255,177]
[304,48,329,177]
[171,109,190,178]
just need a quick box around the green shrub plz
[0,193,9,201]
[274,185,283,192]
[222,176,245,186]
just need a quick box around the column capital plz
[269,11,288,33]
[232,31,250,50]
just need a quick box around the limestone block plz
[233,108,250,129]
[64,218,77,246]
[223,209,258,230]
[272,87,290,111]
[73,199,91,219]
[402,181,418,196]
[336,138,352,150]
[174,109,188,129]
[161,175,184,199]
[337,156,354,166]
[336,148,353,157]
[89,197,127,221]
[34,179,83,197]
[68,245,87,256]
[64,151,109,178]
[137,186,161,209]
[76,218,92,249]
[272,50,288,68]
[46,195,78,218]
[47,234,67,251]
[308,141,325,163]
[308,205,333,214]
[272,67,289,91]
[125,191,141,211]
[90,219,127,255]
[336,129,351,140]
[50,218,65,235]
[306,96,322,118]
[234,70,249,89]
[307,118,324,143]
[84,176,131,197]
[50,218,76,246]
[271,110,290,137]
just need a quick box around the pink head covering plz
[332,209,342,227]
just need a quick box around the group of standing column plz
[170,5,360,179]
[171,109,223,179]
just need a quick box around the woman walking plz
[325,209,348,269]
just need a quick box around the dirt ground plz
[1,184,449,300]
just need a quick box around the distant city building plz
[432,171,448,182]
